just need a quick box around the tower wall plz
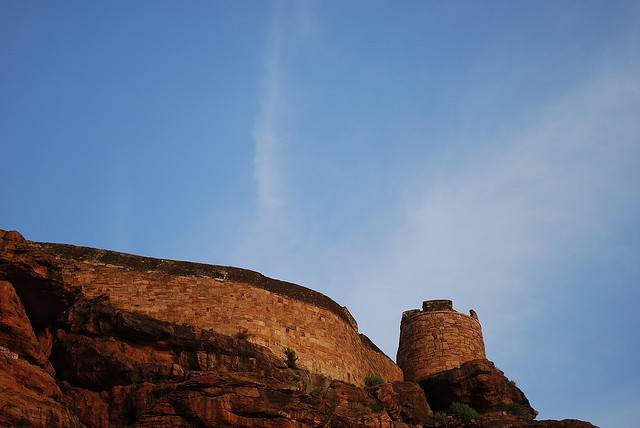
[397,299,485,382]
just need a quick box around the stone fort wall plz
[35,241,403,386]
[397,300,485,382]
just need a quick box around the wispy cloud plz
[232,3,317,274]
[251,1,316,220]
[342,70,639,422]
[234,7,639,423]
[348,69,640,348]
[253,8,286,218]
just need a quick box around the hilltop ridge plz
[0,229,595,427]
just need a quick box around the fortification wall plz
[397,300,485,381]
[34,242,403,386]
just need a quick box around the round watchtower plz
[397,299,486,382]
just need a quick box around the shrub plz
[310,385,323,398]
[364,374,385,387]
[284,347,298,368]
[494,402,535,418]
[368,400,384,413]
[507,402,530,417]
[448,402,480,422]
[433,411,449,425]
[235,329,251,340]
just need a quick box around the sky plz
[1,1,639,426]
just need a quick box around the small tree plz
[284,347,298,368]
[494,402,536,418]
[448,402,480,422]
[433,411,449,425]
[364,374,385,387]
[368,400,384,413]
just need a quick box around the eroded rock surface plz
[0,280,48,366]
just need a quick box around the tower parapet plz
[397,299,486,382]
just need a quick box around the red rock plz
[52,330,179,389]
[0,279,57,377]
[531,420,597,427]
[2,230,25,242]
[61,384,110,428]
[462,414,598,427]
[0,353,82,427]
[419,359,536,418]
[37,325,55,358]
[0,280,46,364]
[372,381,432,425]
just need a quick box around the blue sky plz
[1,1,639,426]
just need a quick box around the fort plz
[397,299,486,382]
[0,229,597,427]
[0,230,486,387]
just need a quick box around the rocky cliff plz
[0,229,595,427]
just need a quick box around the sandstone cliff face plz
[0,229,594,427]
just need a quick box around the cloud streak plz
[253,8,286,218]
[237,8,639,425]
[234,3,318,275]
[343,70,640,423]
[348,69,640,340]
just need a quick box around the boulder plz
[0,352,82,427]
[61,384,110,428]
[372,381,433,425]
[419,359,536,418]
[0,280,47,365]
